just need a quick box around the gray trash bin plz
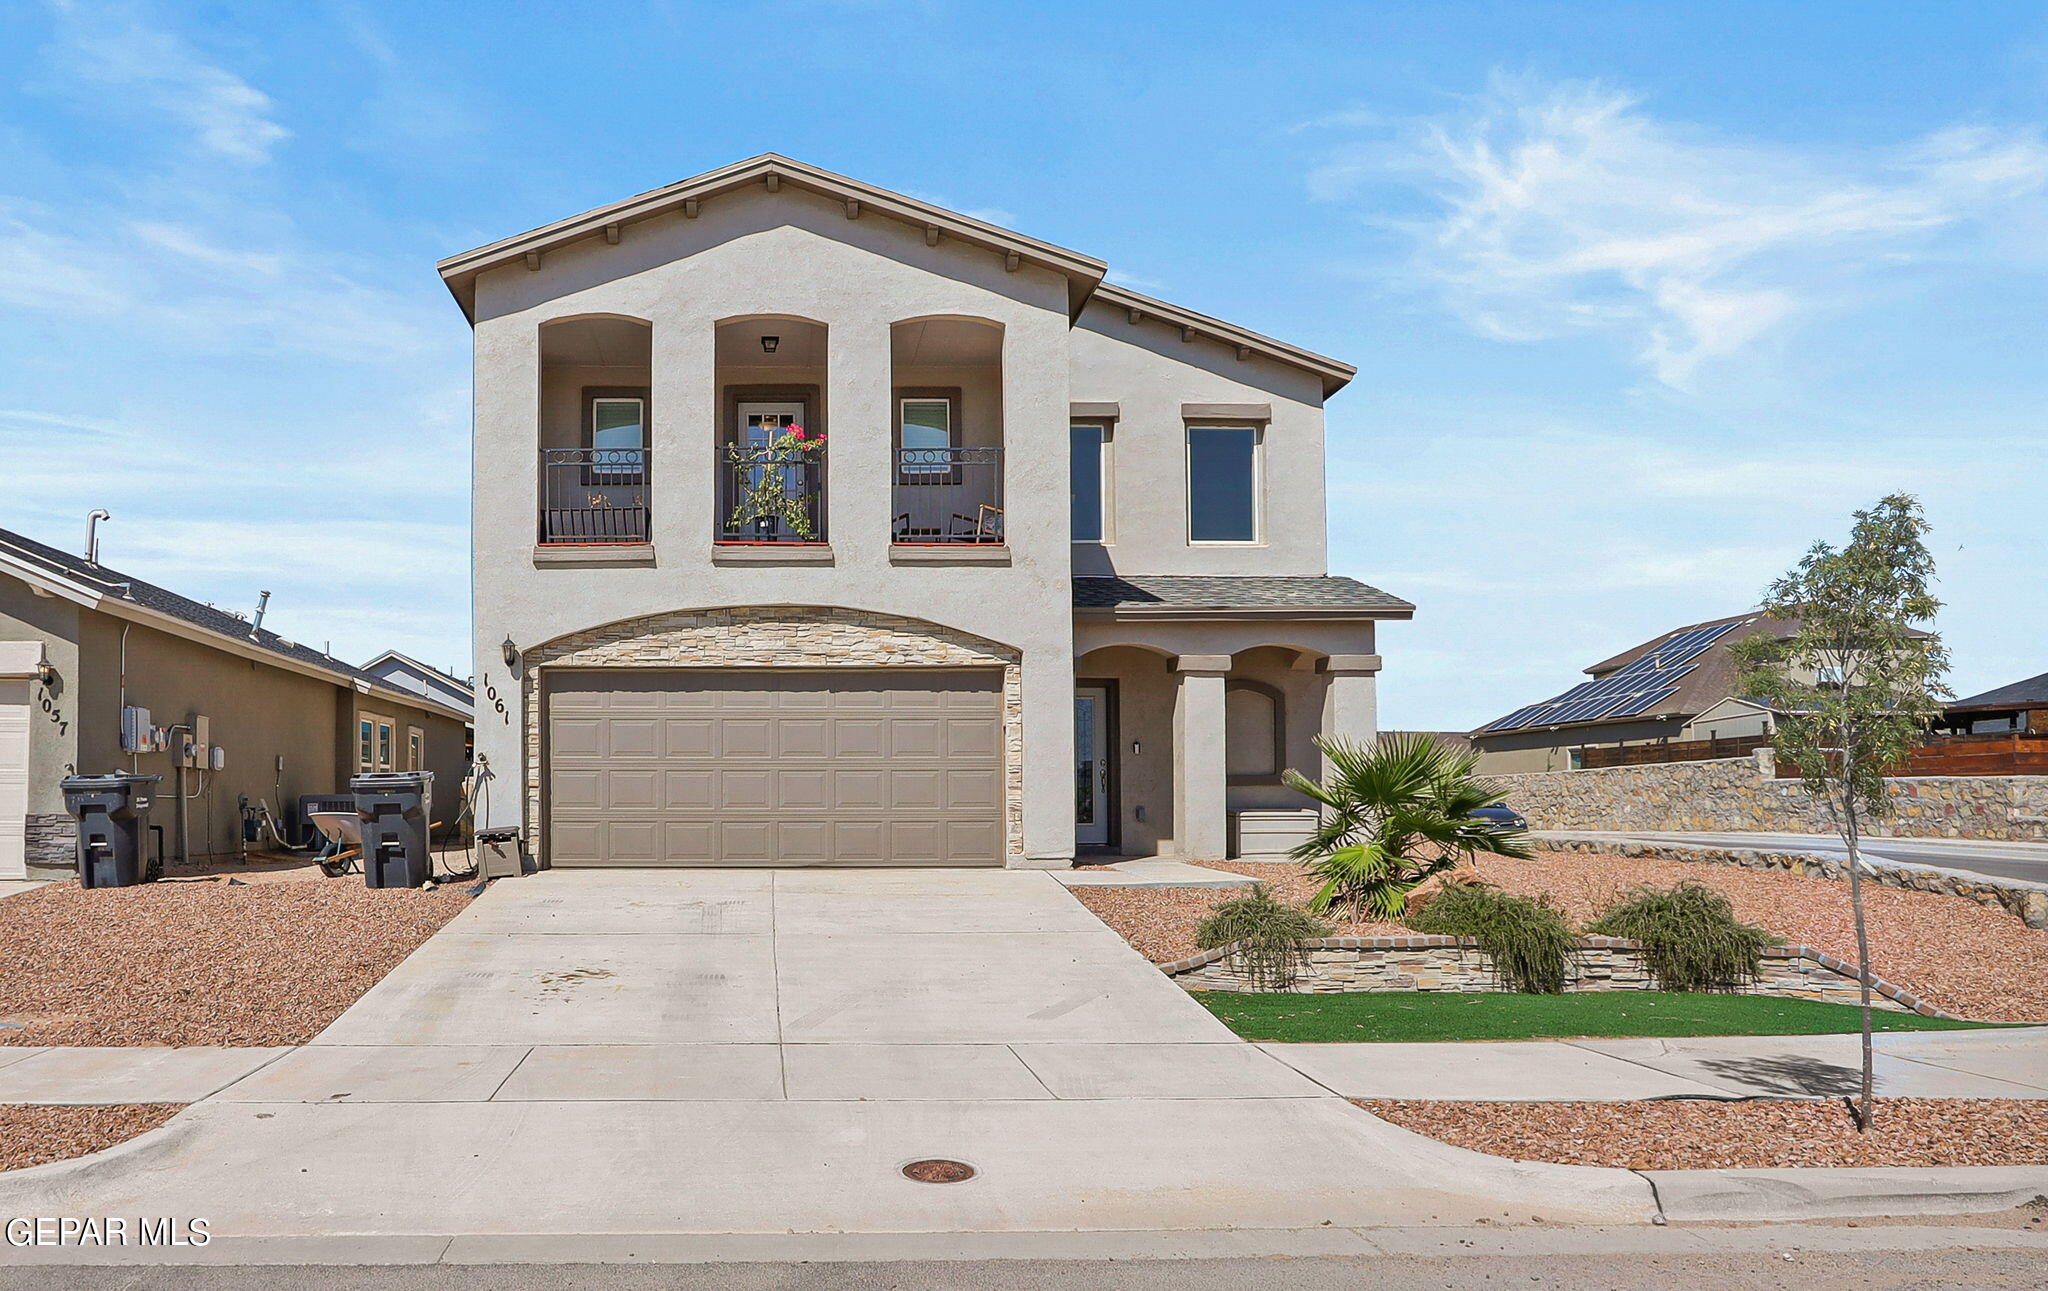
[350,771,436,889]
[61,773,164,889]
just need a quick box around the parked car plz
[1467,804,1528,830]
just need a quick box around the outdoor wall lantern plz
[501,636,520,671]
[760,335,780,354]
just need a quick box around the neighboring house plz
[1470,613,1797,773]
[445,154,1410,869]
[1939,671,2048,736]
[0,527,472,879]
[362,650,476,719]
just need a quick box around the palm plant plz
[1283,733,1533,919]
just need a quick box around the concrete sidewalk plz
[1263,1027,2048,1101]
[0,868,1657,1247]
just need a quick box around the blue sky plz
[1,1,2043,728]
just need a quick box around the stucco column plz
[1174,654,1231,860]
[1319,653,1382,751]
[471,316,540,835]
[827,318,892,565]
[651,308,715,552]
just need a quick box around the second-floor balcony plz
[892,446,1004,544]
[540,448,649,545]
[717,445,828,544]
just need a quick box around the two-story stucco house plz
[443,155,1410,870]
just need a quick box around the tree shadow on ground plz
[1695,1054,1863,1097]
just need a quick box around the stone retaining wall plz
[1542,833,2048,930]
[1492,755,2048,843]
[1164,935,1934,1014]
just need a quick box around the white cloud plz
[42,2,291,165]
[1314,74,2048,389]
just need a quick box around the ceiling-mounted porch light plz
[760,335,780,354]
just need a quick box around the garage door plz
[545,669,1004,867]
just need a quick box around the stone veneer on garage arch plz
[519,606,1026,864]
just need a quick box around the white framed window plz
[1186,424,1261,544]
[591,397,645,452]
[359,712,395,773]
[1070,423,1112,543]
[899,397,953,474]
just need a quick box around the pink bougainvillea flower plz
[787,425,806,439]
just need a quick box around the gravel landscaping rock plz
[1070,852,2048,1021]
[1355,1098,2048,1170]
[0,1104,181,1172]
[0,878,475,1047]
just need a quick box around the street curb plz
[3,1221,2046,1266]
[1644,1164,2048,1222]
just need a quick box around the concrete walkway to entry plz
[1265,1027,2048,1102]
[0,867,1657,1243]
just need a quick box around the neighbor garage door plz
[545,669,1004,867]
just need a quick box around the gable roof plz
[438,154,1353,396]
[438,154,1106,321]
[1476,613,1790,736]
[362,649,475,713]
[0,527,471,726]
[1948,670,2048,712]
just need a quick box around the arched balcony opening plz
[538,315,653,546]
[889,316,1005,546]
[714,316,830,545]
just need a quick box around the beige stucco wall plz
[1068,299,1328,577]
[0,578,82,818]
[77,614,352,862]
[469,186,1078,862]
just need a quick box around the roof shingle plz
[1072,575,1412,613]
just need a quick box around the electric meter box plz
[120,706,156,754]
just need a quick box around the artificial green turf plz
[1195,990,2006,1043]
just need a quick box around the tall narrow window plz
[899,397,952,474]
[1070,424,1106,542]
[1187,425,1258,542]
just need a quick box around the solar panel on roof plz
[1481,618,1752,733]
[1607,685,1680,718]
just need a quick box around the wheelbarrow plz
[307,811,364,878]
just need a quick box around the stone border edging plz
[1160,935,1952,1018]
[1538,833,2048,930]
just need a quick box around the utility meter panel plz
[120,706,156,753]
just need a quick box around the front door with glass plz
[1074,686,1111,846]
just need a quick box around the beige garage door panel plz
[546,669,1004,867]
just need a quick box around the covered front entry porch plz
[1073,622,1383,861]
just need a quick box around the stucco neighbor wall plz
[519,607,1026,864]
[1493,755,2048,843]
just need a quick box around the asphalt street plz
[6,1247,2048,1291]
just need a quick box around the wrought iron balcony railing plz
[539,448,650,545]
[717,445,828,544]
[892,447,1003,544]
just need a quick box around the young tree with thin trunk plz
[1732,494,1949,1132]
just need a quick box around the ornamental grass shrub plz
[1406,883,1578,995]
[1194,884,1332,991]
[1587,881,1780,993]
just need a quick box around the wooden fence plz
[1577,735,1773,769]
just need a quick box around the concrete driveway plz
[0,868,1655,1248]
